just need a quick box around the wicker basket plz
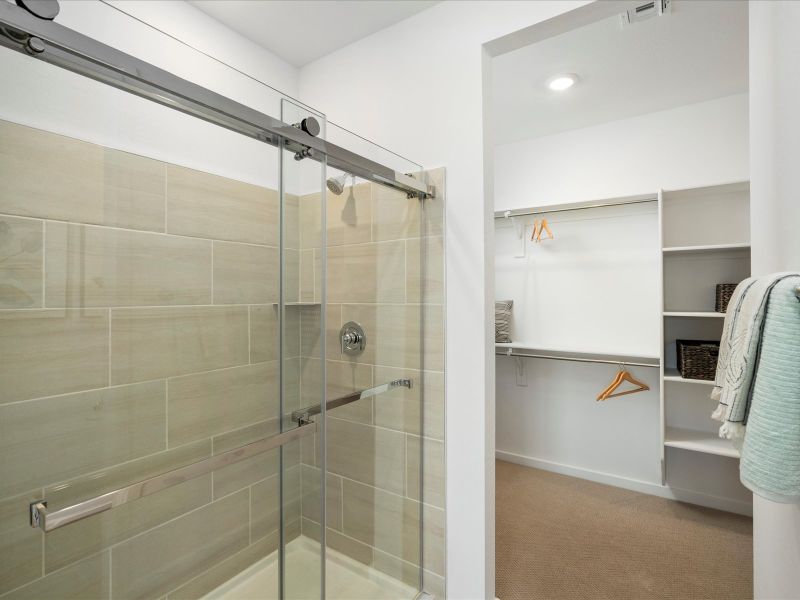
[676,340,720,381]
[715,283,738,313]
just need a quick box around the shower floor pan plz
[204,535,417,599]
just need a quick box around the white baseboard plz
[496,450,753,516]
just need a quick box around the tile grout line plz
[163,164,168,234]
[40,220,46,308]
[107,308,112,387]
[165,378,169,449]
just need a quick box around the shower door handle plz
[29,420,318,532]
[291,378,413,424]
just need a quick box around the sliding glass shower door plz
[0,2,442,597]
[0,38,300,598]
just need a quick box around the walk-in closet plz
[491,1,754,597]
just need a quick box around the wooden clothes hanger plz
[530,220,540,242]
[597,364,649,401]
[536,218,554,242]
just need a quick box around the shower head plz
[326,174,349,196]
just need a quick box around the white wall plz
[298,3,590,597]
[749,2,800,597]
[0,0,301,190]
[495,93,749,210]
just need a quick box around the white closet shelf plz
[663,368,716,386]
[664,426,740,458]
[663,311,725,318]
[662,243,751,255]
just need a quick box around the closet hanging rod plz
[496,350,659,368]
[495,195,657,220]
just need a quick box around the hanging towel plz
[740,276,800,502]
[711,273,798,446]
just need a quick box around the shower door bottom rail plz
[29,421,317,532]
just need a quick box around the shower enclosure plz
[0,2,445,599]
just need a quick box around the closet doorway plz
[487,1,752,598]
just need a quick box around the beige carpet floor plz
[496,460,753,600]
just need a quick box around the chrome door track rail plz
[0,2,433,199]
[291,379,412,424]
[29,422,317,532]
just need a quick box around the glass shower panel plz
[0,42,287,599]
[318,123,445,598]
[279,99,326,600]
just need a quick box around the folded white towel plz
[711,273,799,446]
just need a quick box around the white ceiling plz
[188,0,439,67]
[492,0,749,145]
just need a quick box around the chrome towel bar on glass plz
[29,422,317,532]
[291,378,412,424]
[29,378,412,532]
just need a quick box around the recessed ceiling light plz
[546,74,578,91]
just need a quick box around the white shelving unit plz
[658,181,750,482]
[664,426,740,458]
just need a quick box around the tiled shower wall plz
[0,119,301,599]
[296,171,446,597]
[0,118,446,599]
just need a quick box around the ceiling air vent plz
[621,0,671,26]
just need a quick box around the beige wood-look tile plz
[0,380,165,498]
[373,367,444,440]
[340,304,444,371]
[299,248,318,303]
[166,164,278,245]
[250,466,300,542]
[341,479,445,575]
[299,193,322,250]
[111,490,249,600]
[327,241,405,304]
[212,419,279,454]
[299,304,340,360]
[110,305,248,384]
[213,241,278,305]
[284,248,301,304]
[0,120,166,233]
[300,465,343,530]
[0,215,42,308]
[405,235,444,304]
[45,222,212,308]
[166,533,279,599]
[213,450,279,500]
[45,439,210,508]
[248,304,301,362]
[406,435,445,508]
[299,359,373,424]
[249,305,279,363]
[326,529,374,567]
[327,182,372,246]
[1,551,110,600]
[0,490,42,595]
[372,184,421,241]
[0,308,108,404]
[284,193,301,250]
[45,475,211,573]
[168,362,278,447]
[326,417,405,494]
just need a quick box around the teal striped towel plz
[740,276,800,502]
